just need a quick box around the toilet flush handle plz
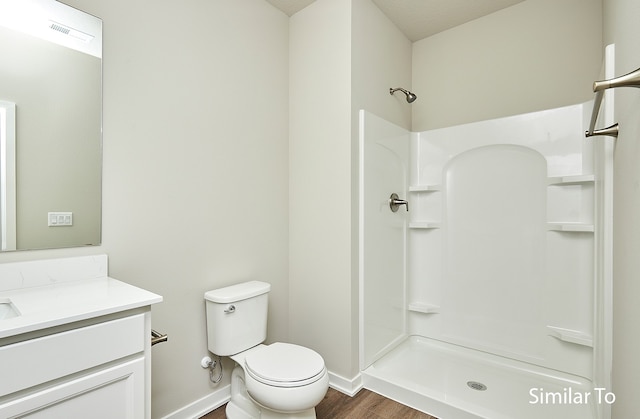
[224,305,236,314]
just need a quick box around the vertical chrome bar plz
[586,90,604,137]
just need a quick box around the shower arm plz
[586,66,640,137]
[390,87,410,95]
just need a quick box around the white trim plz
[158,384,230,419]
[0,100,16,251]
[593,42,615,419]
[358,110,366,372]
[160,371,363,418]
[328,371,363,397]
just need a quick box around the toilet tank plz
[205,281,271,356]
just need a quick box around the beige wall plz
[352,0,413,131]
[289,0,354,381]
[6,0,639,417]
[603,1,640,417]
[412,0,603,131]
[5,0,291,417]
[288,0,411,388]
[0,0,409,413]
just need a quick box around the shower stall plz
[358,94,614,418]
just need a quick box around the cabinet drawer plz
[0,357,145,419]
[0,314,145,397]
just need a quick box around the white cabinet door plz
[0,314,145,397]
[0,357,145,419]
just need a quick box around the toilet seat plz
[245,342,326,388]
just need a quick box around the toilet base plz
[226,364,318,419]
[226,401,257,419]
[227,401,316,419]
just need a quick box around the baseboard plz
[159,372,361,418]
[328,370,363,396]
[159,384,230,419]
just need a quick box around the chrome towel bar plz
[593,67,640,92]
[151,329,168,346]
[585,123,619,138]
[586,66,640,138]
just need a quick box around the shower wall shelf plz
[409,221,441,229]
[409,222,594,232]
[546,174,594,233]
[408,184,442,229]
[586,65,640,137]
[547,326,593,347]
[547,174,595,185]
[409,184,441,192]
[547,223,594,233]
[408,302,440,314]
[410,177,594,189]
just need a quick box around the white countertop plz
[0,276,162,339]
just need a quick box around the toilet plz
[205,281,329,419]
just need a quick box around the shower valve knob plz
[389,193,409,212]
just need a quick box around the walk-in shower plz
[359,53,614,418]
[358,101,614,418]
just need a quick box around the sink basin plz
[0,299,20,320]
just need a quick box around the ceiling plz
[264,0,525,42]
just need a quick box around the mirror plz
[0,0,101,251]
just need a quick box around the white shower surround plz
[359,96,613,418]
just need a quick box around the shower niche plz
[359,100,613,419]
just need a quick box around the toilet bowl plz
[228,343,329,418]
[205,281,329,418]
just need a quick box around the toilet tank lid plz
[205,281,271,303]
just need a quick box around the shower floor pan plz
[362,336,596,419]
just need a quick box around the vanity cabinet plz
[0,308,154,419]
[0,255,162,419]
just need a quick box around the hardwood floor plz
[200,388,437,419]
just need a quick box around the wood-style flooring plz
[200,388,437,419]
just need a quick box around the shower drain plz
[467,381,487,391]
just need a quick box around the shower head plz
[390,87,417,103]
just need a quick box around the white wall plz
[603,1,640,418]
[6,0,291,417]
[412,0,603,131]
